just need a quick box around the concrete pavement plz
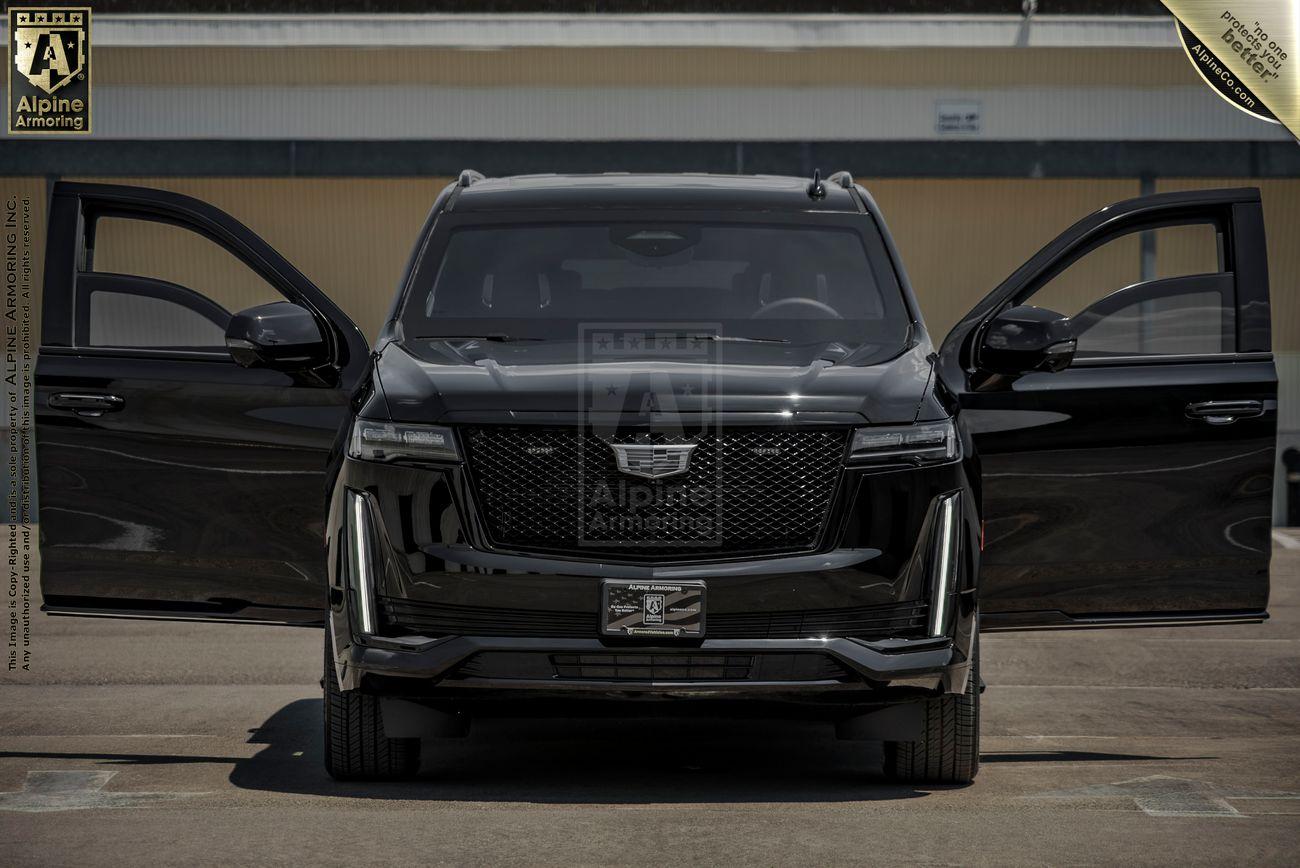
[2,543,1298,866]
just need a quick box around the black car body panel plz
[442,173,866,215]
[374,337,937,426]
[35,176,1273,712]
[939,187,1275,628]
[36,183,369,624]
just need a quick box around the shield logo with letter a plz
[13,9,87,95]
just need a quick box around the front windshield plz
[400,220,911,352]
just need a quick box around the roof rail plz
[458,169,485,187]
[827,171,855,189]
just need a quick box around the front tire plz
[323,634,421,780]
[882,632,980,785]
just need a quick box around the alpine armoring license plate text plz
[601,580,705,637]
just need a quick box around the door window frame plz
[939,188,1271,381]
[1013,214,1238,367]
[40,183,369,378]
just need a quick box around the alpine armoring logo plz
[577,322,723,551]
[8,7,91,134]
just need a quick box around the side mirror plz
[979,305,1077,376]
[225,301,329,371]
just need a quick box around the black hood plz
[373,338,937,426]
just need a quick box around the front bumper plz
[326,447,979,704]
[330,618,975,703]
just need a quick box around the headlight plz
[348,420,460,463]
[849,419,957,465]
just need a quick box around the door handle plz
[1185,400,1265,425]
[48,392,125,417]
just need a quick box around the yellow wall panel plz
[1156,178,1299,354]
[93,217,286,319]
[1156,222,1223,280]
[861,178,1141,341]
[71,177,453,341]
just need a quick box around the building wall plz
[69,44,1295,142]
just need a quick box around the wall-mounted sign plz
[935,100,981,135]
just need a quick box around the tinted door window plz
[88,289,227,348]
[1024,221,1233,358]
[84,217,284,350]
[1074,286,1229,356]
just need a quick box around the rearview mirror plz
[225,301,329,371]
[978,305,1077,376]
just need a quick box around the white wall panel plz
[69,84,1290,141]
[56,13,1180,50]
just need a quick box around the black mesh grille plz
[380,598,928,641]
[461,426,848,559]
[381,599,593,638]
[708,602,928,639]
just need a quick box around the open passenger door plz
[939,188,1276,630]
[36,183,369,624]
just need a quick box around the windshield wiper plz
[413,334,545,343]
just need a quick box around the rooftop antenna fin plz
[806,168,826,200]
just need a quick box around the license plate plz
[601,580,705,638]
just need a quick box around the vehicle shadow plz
[224,698,940,804]
[0,700,1215,803]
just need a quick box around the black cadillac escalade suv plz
[36,173,1277,785]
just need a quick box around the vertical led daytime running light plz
[929,492,961,638]
[347,490,378,636]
